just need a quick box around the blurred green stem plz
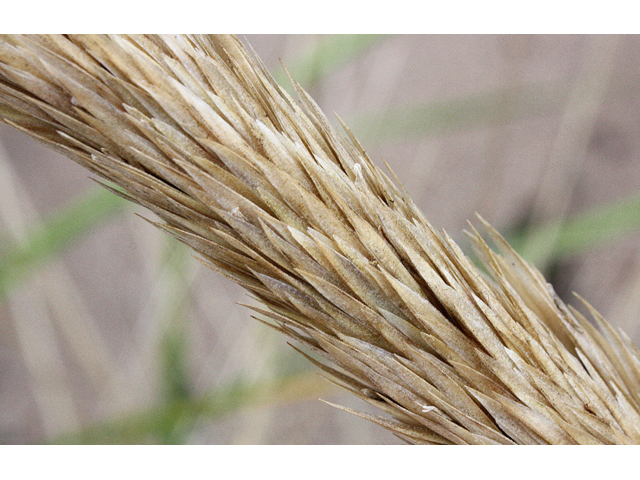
[273,35,386,90]
[55,370,334,444]
[0,188,126,296]
[508,191,640,267]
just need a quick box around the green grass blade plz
[274,35,387,89]
[0,188,126,295]
[54,369,329,444]
[508,191,640,268]
[352,82,569,143]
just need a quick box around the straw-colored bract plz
[1,34,639,444]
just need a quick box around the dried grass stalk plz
[1,34,640,444]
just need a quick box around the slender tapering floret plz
[1,34,640,444]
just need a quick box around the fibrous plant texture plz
[1,34,639,444]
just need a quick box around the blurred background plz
[1,34,640,444]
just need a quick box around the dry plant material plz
[1,34,640,445]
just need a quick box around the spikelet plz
[1,34,640,444]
